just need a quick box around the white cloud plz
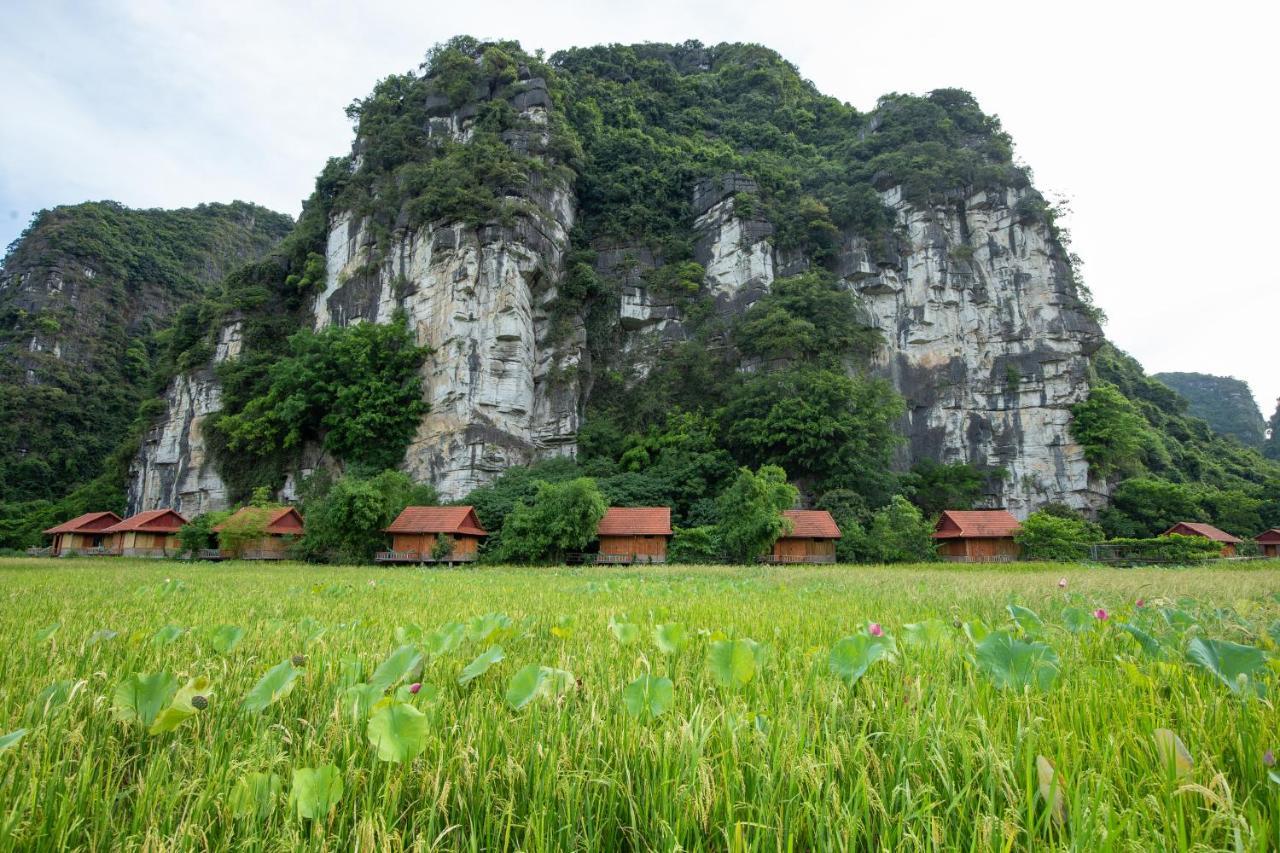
[1,0,1275,416]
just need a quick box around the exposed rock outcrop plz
[849,186,1107,516]
[127,368,228,515]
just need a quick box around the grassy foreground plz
[0,558,1278,850]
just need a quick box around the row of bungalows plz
[932,512,1275,561]
[376,505,848,565]
[42,507,304,560]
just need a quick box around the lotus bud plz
[1264,749,1276,767]
[1057,578,1067,589]
[1093,608,1108,621]
[409,682,422,694]
[868,623,883,637]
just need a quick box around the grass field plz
[0,558,1278,850]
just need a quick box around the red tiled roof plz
[212,506,304,535]
[1162,522,1242,544]
[102,509,188,534]
[44,511,122,535]
[597,507,672,537]
[385,506,487,536]
[1257,528,1280,544]
[780,510,841,539]
[934,510,1021,540]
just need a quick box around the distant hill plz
[0,200,293,505]
[1153,372,1265,447]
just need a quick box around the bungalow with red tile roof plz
[100,509,188,558]
[212,506,304,560]
[933,510,1022,562]
[596,507,673,564]
[1161,522,1242,557]
[43,511,123,557]
[377,506,487,564]
[1257,528,1280,558]
[765,509,841,564]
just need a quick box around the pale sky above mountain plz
[1,0,1276,416]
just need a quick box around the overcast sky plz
[2,0,1276,416]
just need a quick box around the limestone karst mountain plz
[2,38,1277,547]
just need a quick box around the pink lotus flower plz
[409,682,422,694]
[1093,608,1109,621]
[1135,598,1146,608]
[1058,578,1068,589]
[868,623,883,637]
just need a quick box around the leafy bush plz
[900,460,991,518]
[1100,534,1224,564]
[1014,511,1100,562]
[496,478,607,563]
[715,466,798,563]
[1070,383,1151,478]
[298,471,437,563]
[668,526,721,564]
[865,496,936,564]
[177,511,231,556]
[214,313,430,476]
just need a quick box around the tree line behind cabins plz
[31,467,1280,566]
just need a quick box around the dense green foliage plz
[213,314,429,479]
[714,466,799,563]
[1085,345,1280,537]
[496,478,607,563]
[553,42,1027,253]
[1153,372,1266,447]
[296,470,438,563]
[0,201,291,535]
[1015,510,1102,562]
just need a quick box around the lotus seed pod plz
[191,695,208,711]
[292,654,307,667]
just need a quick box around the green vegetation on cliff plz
[1153,371,1266,447]
[1072,345,1280,537]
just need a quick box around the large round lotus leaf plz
[366,699,429,763]
[289,765,343,820]
[209,625,245,655]
[828,633,897,687]
[240,660,299,714]
[974,630,1059,691]
[609,618,640,646]
[654,623,688,655]
[621,674,673,721]
[369,644,424,694]
[707,639,759,688]
[112,672,177,727]
[458,645,505,686]
[1186,637,1267,696]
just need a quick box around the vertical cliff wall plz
[611,178,1106,516]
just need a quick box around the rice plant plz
[0,557,1277,850]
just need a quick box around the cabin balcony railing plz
[596,554,667,565]
[758,554,837,564]
[83,547,120,557]
[239,548,286,561]
[119,547,174,559]
[196,549,223,561]
[940,555,1016,564]
[375,551,478,564]
[25,547,52,557]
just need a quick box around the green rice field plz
[0,557,1279,850]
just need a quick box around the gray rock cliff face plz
[130,88,583,511]
[133,171,1105,516]
[851,186,1107,516]
[609,179,1106,517]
